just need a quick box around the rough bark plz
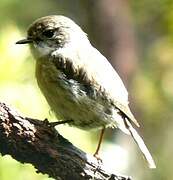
[0,102,131,180]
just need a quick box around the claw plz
[43,119,73,127]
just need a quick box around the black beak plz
[16,38,33,44]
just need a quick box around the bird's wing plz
[82,46,140,127]
[51,45,139,127]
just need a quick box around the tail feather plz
[124,118,156,169]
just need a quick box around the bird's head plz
[16,15,88,57]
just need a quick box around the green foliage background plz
[0,0,173,179]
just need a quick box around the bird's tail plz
[124,118,156,169]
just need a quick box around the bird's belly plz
[36,64,114,130]
[45,79,113,129]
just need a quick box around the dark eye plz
[42,29,55,38]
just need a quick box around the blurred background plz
[0,0,173,179]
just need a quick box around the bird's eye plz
[42,29,55,38]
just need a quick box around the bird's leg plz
[43,119,73,127]
[93,127,105,160]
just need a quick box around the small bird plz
[16,15,156,168]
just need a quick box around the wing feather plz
[51,45,139,127]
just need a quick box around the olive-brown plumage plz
[16,15,156,168]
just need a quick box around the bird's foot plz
[93,153,103,164]
[43,118,73,127]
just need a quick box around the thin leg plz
[94,127,105,158]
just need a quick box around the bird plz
[16,15,156,168]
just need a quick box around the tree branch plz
[0,102,131,180]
